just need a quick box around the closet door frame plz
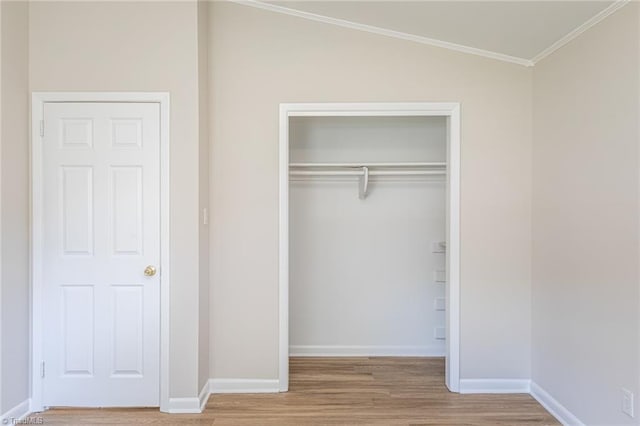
[278,102,461,393]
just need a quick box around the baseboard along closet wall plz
[289,115,447,357]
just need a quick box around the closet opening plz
[279,103,460,393]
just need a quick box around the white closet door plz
[41,102,161,407]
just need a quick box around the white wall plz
[289,116,446,355]
[28,1,204,400]
[209,1,532,381]
[0,1,30,415]
[8,3,638,420]
[532,3,640,425]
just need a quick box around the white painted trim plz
[30,96,44,413]
[445,103,461,393]
[30,92,171,412]
[290,345,445,357]
[210,379,280,394]
[459,379,531,394]
[158,94,171,414]
[166,381,209,414]
[169,378,280,410]
[278,102,461,394]
[531,0,630,64]
[284,102,460,116]
[198,381,210,412]
[166,397,202,414]
[278,104,290,393]
[530,382,585,426]
[0,399,31,424]
[230,0,533,67]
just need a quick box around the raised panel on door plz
[42,102,161,407]
[60,285,95,377]
[110,166,143,256]
[110,285,144,377]
[60,166,94,256]
[60,119,93,149]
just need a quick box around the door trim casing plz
[278,102,461,392]
[30,92,171,412]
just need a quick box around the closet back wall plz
[289,117,446,356]
[209,2,533,381]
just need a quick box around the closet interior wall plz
[289,116,447,356]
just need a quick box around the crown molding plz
[229,0,534,67]
[531,0,631,64]
[229,0,630,69]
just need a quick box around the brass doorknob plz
[144,265,157,277]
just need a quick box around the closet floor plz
[39,357,558,425]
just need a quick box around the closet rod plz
[289,162,446,168]
[289,170,445,176]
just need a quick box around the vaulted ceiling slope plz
[240,0,625,66]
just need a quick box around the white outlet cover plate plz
[622,388,634,418]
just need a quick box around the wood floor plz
[40,357,558,425]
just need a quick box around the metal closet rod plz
[289,162,446,176]
[289,163,446,199]
[289,170,445,176]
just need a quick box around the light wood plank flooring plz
[39,357,558,425]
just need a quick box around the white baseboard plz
[210,379,280,394]
[167,396,203,414]
[459,379,531,394]
[199,380,210,412]
[530,382,584,426]
[1,399,31,423]
[289,345,445,357]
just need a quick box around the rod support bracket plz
[358,166,369,199]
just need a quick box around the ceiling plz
[261,1,619,65]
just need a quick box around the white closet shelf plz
[289,162,446,168]
[289,162,446,199]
